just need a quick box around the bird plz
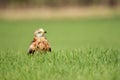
[28,28,51,54]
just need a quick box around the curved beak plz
[44,31,47,33]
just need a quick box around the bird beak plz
[44,31,47,33]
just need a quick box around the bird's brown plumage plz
[28,28,51,54]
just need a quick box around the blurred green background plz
[0,17,120,51]
[0,0,120,50]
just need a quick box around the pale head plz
[34,28,47,38]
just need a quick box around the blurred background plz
[0,0,120,8]
[0,0,120,19]
[0,0,120,51]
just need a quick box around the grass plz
[0,17,120,80]
[0,48,120,80]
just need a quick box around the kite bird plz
[28,28,51,54]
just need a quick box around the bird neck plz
[35,36,45,39]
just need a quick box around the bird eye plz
[38,32,41,33]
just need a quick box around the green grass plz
[0,48,120,80]
[0,17,120,80]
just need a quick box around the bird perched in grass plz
[28,28,51,54]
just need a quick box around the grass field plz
[0,17,120,80]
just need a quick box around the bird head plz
[34,28,47,38]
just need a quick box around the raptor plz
[28,28,51,54]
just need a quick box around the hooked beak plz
[44,31,47,33]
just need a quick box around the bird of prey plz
[28,28,51,54]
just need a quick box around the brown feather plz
[28,28,51,54]
[37,37,51,52]
[28,36,51,54]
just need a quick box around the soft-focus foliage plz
[0,48,120,80]
[0,0,119,8]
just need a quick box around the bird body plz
[28,28,51,54]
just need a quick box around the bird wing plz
[37,37,51,52]
[28,37,51,54]
[28,37,39,54]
